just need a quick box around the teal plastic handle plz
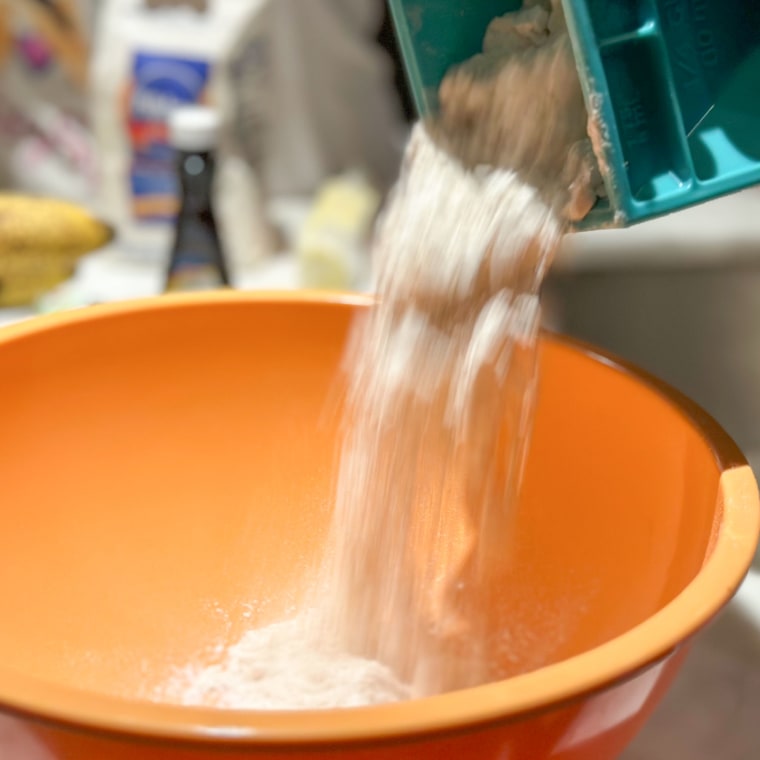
[389,1,760,228]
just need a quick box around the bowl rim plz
[0,289,757,747]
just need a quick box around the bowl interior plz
[0,296,727,706]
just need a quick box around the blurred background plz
[0,2,758,758]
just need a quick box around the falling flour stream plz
[160,0,604,709]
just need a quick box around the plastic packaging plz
[90,0,272,262]
[296,173,380,290]
[231,0,408,198]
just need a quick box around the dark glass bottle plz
[165,106,230,292]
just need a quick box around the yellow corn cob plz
[0,195,113,307]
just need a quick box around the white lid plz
[168,106,220,151]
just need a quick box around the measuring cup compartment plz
[390,0,760,227]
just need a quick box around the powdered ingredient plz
[161,619,411,710]
[160,0,602,709]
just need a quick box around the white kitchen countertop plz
[559,186,760,270]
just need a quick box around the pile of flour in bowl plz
[160,0,603,710]
[161,619,411,710]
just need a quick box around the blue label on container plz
[127,52,211,222]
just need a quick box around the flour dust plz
[161,618,411,710]
[158,0,602,709]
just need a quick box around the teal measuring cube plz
[389,0,760,228]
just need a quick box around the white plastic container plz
[90,0,270,262]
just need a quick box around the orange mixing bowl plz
[0,292,757,760]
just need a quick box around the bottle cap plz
[168,106,220,152]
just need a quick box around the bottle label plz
[125,52,211,223]
[166,263,226,292]
[166,215,228,292]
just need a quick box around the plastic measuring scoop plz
[389,1,760,228]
